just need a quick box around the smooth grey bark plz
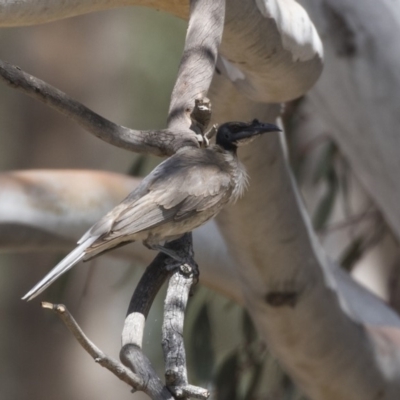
[0,0,323,102]
[297,0,400,243]
[210,72,400,399]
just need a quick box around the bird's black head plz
[216,119,281,151]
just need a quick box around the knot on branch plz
[190,97,212,136]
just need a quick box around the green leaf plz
[339,160,350,202]
[313,142,337,185]
[242,361,264,400]
[313,172,338,230]
[215,351,239,400]
[282,373,298,400]
[242,310,257,345]
[340,237,364,271]
[189,302,215,384]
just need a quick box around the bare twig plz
[0,59,198,157]
[41,302,145,391]
[0,0,224,157]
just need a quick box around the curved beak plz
[234,119,281,141]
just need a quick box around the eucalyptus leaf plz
[340,237,364,271]
[242,361,264,400]
[242,310,257,345]
[313,171,338,230]
[215,351,239,400]
[313,141,337,185]
[189,302,215,384]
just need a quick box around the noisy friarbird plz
[22,120,280,300]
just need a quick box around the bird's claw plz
[196,133,210,148]
[150,244,185,263]
[195,124,218,148]
[205,124,218,140]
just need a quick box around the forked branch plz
[120,234,208,399]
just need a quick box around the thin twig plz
[0,59,199,157]
[41,302,144,391]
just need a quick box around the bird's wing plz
[152,157,233,217]
[86,151,234,245]
[22,151,233,300]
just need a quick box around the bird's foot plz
[204,124,218,141]
[196,124,218,148]
[149,244,185,263]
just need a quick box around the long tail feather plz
[22,236,98,301]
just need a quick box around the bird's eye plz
[224,133,229,138]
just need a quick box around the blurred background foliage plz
[0,5,395,400]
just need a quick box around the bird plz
[22,119,280,301]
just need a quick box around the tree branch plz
[167,0,224,132]
[161,236,209,400]
[119,246,176,400]
[119,234,209,399]
[0,0,323,102]
[0,60,198,157]
[298,0,400,243]
[0,0,224,155]
[41,302,145,391]
[210,73,400,399]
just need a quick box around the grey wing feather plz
[80,170,157,243]
[152,160,233,219]
[86,151,233,249]
[23,150,234,301]
[110,200,177,235]
[22,235,98,301]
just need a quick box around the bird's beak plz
[234,120,281,142]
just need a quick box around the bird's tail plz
[22,236,98,301]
